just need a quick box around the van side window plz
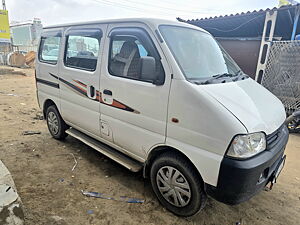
[111,39,148,58]
[64,30,100,71]
[39,36,61,64]
[108,32,165,84]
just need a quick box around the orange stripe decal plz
[112,100,127,109]
[74,84,87,94]
[74,80,87,88]
[49,75,139,114]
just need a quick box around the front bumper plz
[207,124,289,205]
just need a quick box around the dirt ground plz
[0,66,299,225]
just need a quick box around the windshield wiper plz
[232,70,249,81]
[234,70,242,76]
[201,73,235,85]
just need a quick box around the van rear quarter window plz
[38,36,61,64]
[64,30,100,71]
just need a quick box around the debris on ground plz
[24,51,36,68]
[0,184,18,207]
[22,131,41,136]
[87,210,94,215]
[0,68,26,76]
[33,113,44,120]
[6,93,18,97]
[81,190,144,203]
[0,160,24,225]
[50,215,64,222]
[0,92,19,97]
[57,153,78,171]
[9,52,26,68]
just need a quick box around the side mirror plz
[140,56,156,81]
[140,56,164,85]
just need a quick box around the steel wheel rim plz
[156,166,191,207]
[48,111,59,135]
[288,119,300,130]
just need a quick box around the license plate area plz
[273,155,286,183]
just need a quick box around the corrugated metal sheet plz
[217,39,260,78]
[178,4,300,40]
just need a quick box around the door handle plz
[103,89,112,96]
[90,85,95,98]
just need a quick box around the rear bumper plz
[207,125,289,205]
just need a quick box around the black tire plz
[150,152,207,217]
[286,114,300,133]
[46,105,68,140]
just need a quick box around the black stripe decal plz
[50,73,87,97]
[60,77,88,97]
[36,78,59,88]
[49,73,59,80]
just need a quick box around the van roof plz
[43,17,208,33]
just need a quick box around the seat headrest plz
[119,41,140,59]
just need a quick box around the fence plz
[0,44,12,54]
[0,44,37,54]
[261,40,300,114]
[13,45,37,53]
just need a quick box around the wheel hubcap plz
[156,166,191,207]
[47,112,59,135]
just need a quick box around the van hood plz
[201,78,286,135]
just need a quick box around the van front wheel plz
[150,152,207,217]
[46,105,68,140]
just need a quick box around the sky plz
[6,0,280,26]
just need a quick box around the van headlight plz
[227,132,266,159]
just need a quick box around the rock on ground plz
[0,160,24,225]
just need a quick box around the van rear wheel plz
[150,152,207,217]
[46,105,68,140]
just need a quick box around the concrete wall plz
[217,39,261,79]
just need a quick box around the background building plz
[178,4,300,80]
[179,4,300,115]
[10,18,42,47]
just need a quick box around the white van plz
[36,18,289,216]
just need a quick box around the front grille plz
[266,124,287,150]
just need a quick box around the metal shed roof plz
[178,4,300,40]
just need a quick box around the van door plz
[99,24,171,159]
[58,25,106,136]
[36,29,62,108]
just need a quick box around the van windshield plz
[159,25,244,83]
